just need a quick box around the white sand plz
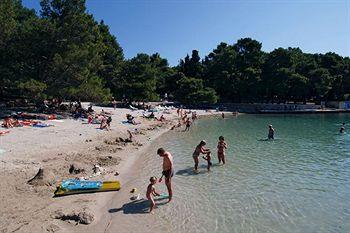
[0,105,225,233]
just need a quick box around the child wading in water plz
[146,176,160,214]
[217,136,228,164]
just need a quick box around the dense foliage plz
[1,0,349,105]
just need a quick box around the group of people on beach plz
[146,148,174,214]
[146,134,229,213]
[170,108,197,131]
[192,136,228,172]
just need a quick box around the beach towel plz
[33,123,53,128]
[48,119,64,123]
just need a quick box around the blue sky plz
[23,0,350,66]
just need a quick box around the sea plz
[135,113,350,233]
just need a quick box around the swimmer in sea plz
[193,140,212,172]
[340,127,345,133]
[217,136,228,164]
[268,124,275,140]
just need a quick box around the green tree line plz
[1,0,349,105]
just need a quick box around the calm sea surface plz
[137,114,350,233]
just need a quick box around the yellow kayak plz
[54,180,121,197]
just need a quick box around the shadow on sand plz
[108,197,169,215]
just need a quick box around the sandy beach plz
[0,105,223,233]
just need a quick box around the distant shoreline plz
[258,109,350,114]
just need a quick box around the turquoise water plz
[139,114,350,233]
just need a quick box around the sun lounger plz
[129,105,138,111]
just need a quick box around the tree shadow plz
[108,197,169,215]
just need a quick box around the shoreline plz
[75,111,227,233]
[0,106,225,233]
[82,111,229,233]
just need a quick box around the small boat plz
[54,179,121,197]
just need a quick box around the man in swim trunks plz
[268,124,275,139]
[157,148,173,202]
[193,140,211,172]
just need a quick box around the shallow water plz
[138,114,350,233]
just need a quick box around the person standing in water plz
[339,122,345,133]
[157,148,173,202]
[268,125,275,140]
[340,127,345,133]
[221,112,225,119]
[193,140,211,172]
[217,136,228,164]
[184,118,191,131]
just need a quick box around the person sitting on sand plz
[87,105,94,113]
[126,114,135,123]
[193,140,211,172]
[106,116,112,128]
[2,117,14,128]
[155,114,165,122]
[13,119,21,127]
[268,124,275,140]
[157,148,173,202]
[217,136,228,164]
[146,176,161,214]
[100,116,109,130]
[87,114,93,124]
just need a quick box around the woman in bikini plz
[217,136,228,164]
[193,140,212,172]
